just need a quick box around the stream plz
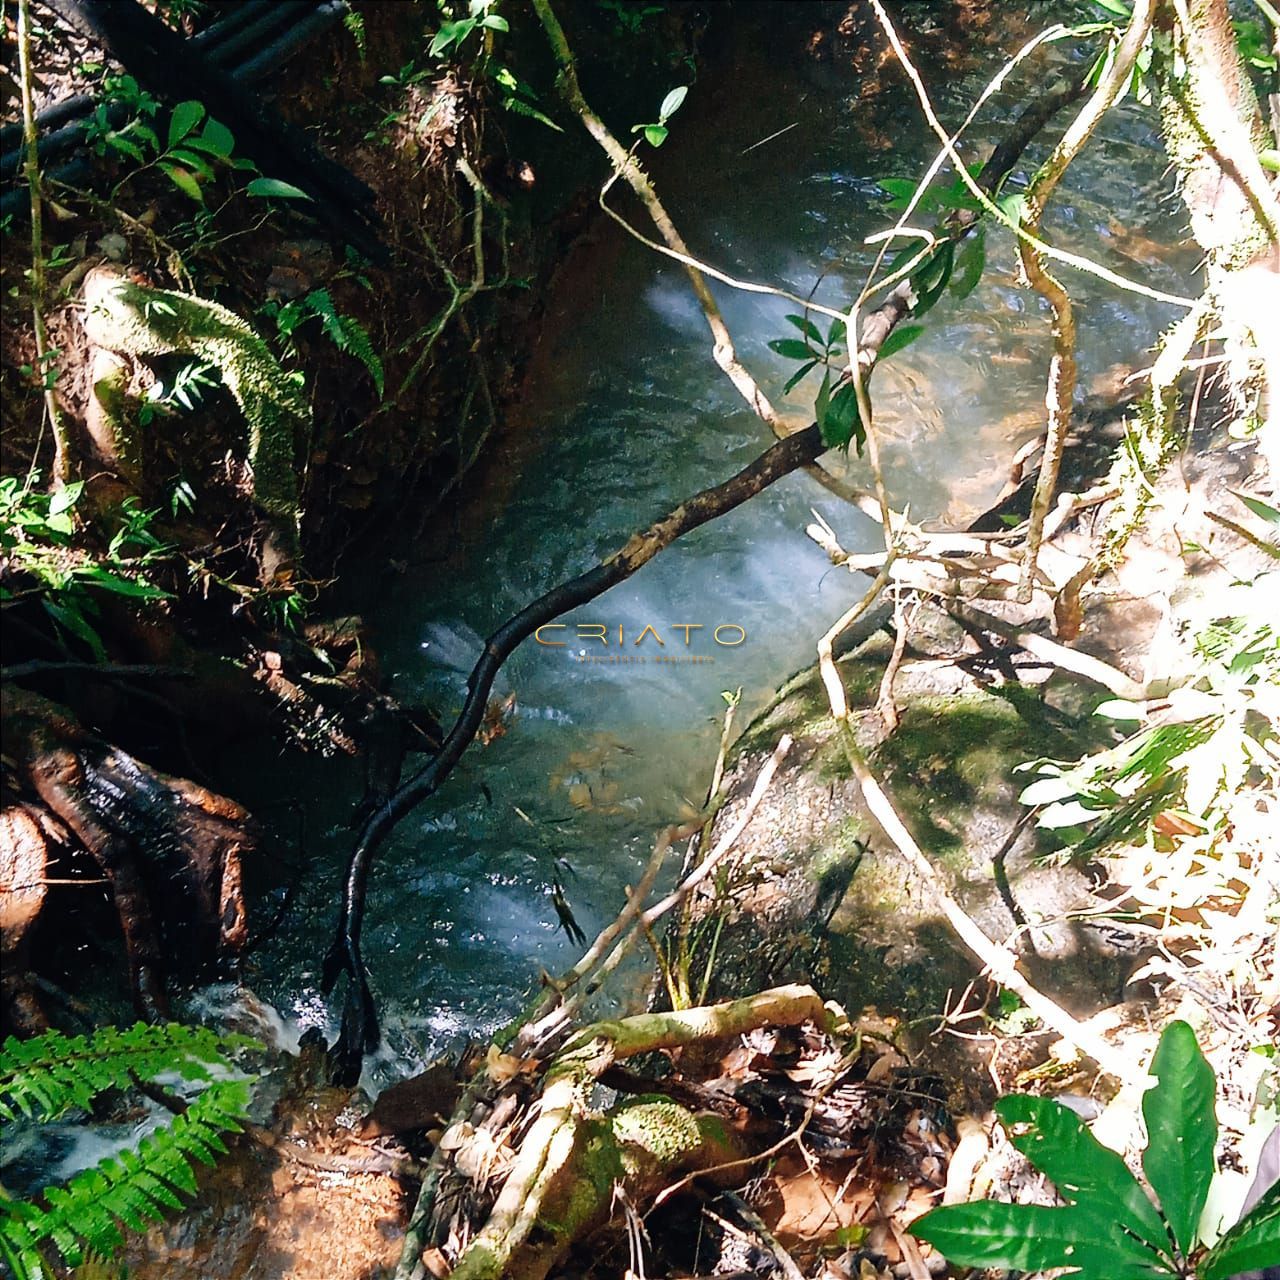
[227,13,1196,1083]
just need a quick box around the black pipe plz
[202,1,310,68]
[1,0,353,216]
[0,2,281,156]
[236,1,348,82]
[0,1,334,180]
[188,0,280,52]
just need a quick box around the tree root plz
[449,985,829,1280]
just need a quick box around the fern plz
[0,1025,257,1280]
[304,288,385,398]
[0,1022,251,1123]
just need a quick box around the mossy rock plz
[692,643,1134,1023]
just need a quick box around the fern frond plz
[304,288,385,397]
[0,1023,252,1124]
[0,1078,251,1278]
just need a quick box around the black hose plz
[0,1,282,156]
[0,0,353,220]
[202,1,311,69]
[235,0,348,82]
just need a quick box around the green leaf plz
[815,368,831,430]
[1202,1181,1280,1280]
[430,16,477,55]
[912,241,955,317]
[479,13,509,30]
[950,228,986,300]
[106,134,146,163]
[159,164,204,203]
[643,124,668,148]
[659,85,688,121]
[74,566,171,600]
[997,191,1027,227]
[786,314,823,343]
[42,599,105,660]
[781,360,817,394]
[996,1095,1171,1259]
[877,176,920,209]
[768,338,816,361]
[167,100,205,149]
[1231,489,1280,526]
[821,382,861,452]
[1094,0,1132,15]
[245,178,312,200]
[48,482,84,518]
[877,323,925,361]
[911,1201,1168,1276]
[167,150,214,178]
[1142,1020,1217,1258]
[186,118,234,159]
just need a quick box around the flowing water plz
[234,15,1195,1080]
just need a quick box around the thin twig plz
[17,0,73,484]
[1013,0,1156,601]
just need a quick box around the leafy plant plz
[1016,580,1278,857]
[0,477,172,658]
[597,0,664,34]
[262,287,385,397]
[0,1023,259,1280]
[767,312,867,451]
[82,83,307,205]
[912,1020,1280,1279]
[429,0,510,59]
[632,85,688,148]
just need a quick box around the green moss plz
[610,1097,704,1173]
[83,269,309,541]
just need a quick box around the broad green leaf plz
[187,118,234,159]
[911,1201,1168,1276]
[951,228,986,300]
[430,16,477,54]
[160,165,204,202]
[786,314,823,343]
[1142,1020,1217,1258]
[821,382,861,451]
[659,85,688,121]
[1094,0,1132,15]
[768,338,816,361]
[1202,1180,1280,1280]
[107,134,146,163]
[167,100,205,149]
[480,13,509,30]
[48,482,84,518]
[643,124,668,148]
[996,1095,1171,1258]
[877,323,924,361]
[245,178,312,200]
[167,149,214,178]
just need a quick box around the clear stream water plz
[233,14,1194,1081]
